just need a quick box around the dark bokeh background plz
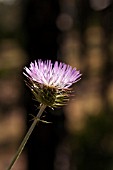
[0,0,113,170]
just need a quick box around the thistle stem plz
[6,104,46,170]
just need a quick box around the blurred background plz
[0,0,113,169]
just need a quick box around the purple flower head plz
[23,60,81,107]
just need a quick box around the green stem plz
[6,104,46,170]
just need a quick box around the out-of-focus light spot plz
[90,0,111,11]
[0,39,27,70]
[85,26,104,45]
[56,13,73,31]
[107,81,113,109]
[0,0,16,5]
[87,48,106,74]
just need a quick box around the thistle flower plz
[7,60,81,170]
[23,59,81,107]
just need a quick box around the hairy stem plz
[6,104,46,170]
